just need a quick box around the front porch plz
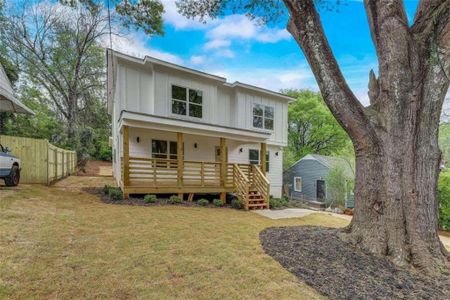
[119,125,270,210]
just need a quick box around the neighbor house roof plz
[290,154,355,178]
[0,63,34,115]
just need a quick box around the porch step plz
[247,190,268,210]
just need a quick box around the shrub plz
[213,199,224,207]
[144,194,157,203]
[438,170,450,230]
[231,199,241,209]
[108,188,123,201]
[168,195,183,204]
[269,198,279,209]
[197,198,209,206]
[103,184,111,195]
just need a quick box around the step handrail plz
[251,165,270,208]
[233,164,250,210]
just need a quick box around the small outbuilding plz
[283,154,355,208]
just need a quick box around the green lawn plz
[0,177,349,299]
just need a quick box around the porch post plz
[260,142,267,175]
[220,137,227,201]
[123,125,130,199]
[177,132,184,199]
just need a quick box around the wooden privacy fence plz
[0,135,76,184]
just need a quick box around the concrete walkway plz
[253,208,450,249]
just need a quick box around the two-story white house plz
[107,49,293,209]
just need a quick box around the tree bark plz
[283,0,450,273]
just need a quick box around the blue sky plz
[108,0,447,112]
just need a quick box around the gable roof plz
[290,154,355,178]
[107,48,296,104]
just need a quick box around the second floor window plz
[171,85,203,118]
[253,104,274,130]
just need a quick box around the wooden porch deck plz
[120,126,270,209]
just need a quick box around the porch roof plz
[119,110,271,142]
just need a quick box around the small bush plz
[108,188,123,201]
[213,199,224,207]
[103,184,111,195]
[168,195,183,204]
[197,198,209,206]
[269,198,280,209]
[231,199,241,209]
[144,194,157,203]
[438,170,450,230]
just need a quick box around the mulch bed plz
[260,226,450,300]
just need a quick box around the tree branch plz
[283,0,378,151]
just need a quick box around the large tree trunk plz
[283,0,450,273]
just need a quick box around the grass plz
[0,177,350,299]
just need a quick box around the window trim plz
[171,84,203,119]
[294,177,302,192]
[151,139,180,160]
[252,103,274,130]
[248,148,270,173]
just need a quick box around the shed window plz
[249,149,270,172]
[171,85,203,118]
[253,104,274,130]
[294,177,302,192]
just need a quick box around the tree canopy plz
[283,89,352,169]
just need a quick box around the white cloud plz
[203,39,231,50]
[206,14,291,43]
[190,55,205,65]
[215,49,235,58]
[206,66,316,92]
[103,32,183,65]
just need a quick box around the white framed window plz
[151,140,178,160]
[253,104,274,130]
[171,84,203,118]
[249,149,270,172]
[294,177,302,192]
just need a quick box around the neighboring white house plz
[0,63,34,115]
[107,49,293,208]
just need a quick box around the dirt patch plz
[260,226,450,300]
[77,160,112,177]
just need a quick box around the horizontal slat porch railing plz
[126,157,236,188]
[121,157,269,209]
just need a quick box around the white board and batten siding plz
[109,51,292,198]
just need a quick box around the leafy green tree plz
[326,165,349,208]
[176,0,450,272]
[438,169,450,230]
[439,122,450,164]
[0,0,164,161]
[284,89,352,169]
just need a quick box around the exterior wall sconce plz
[136,137,140,143]
[194,143,198,148]
[239,148,243,153]
[275,152,279,156]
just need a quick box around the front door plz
[317,180,326,200]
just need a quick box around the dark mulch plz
[260,226,450,300]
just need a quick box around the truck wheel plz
[5,165,20,187]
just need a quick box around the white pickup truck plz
[0,144,21,186]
